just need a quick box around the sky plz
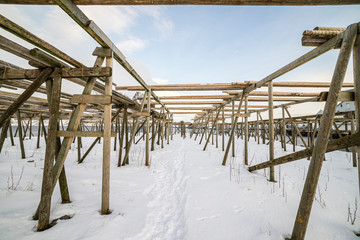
[0,4,359,121]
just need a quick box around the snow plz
[0,133,359,240]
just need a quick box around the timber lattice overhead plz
[1,0,359,5]
[1,0,360,240]
[0,0,173,232]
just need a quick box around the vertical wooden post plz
[151,115,155,151]
[216,117,219,148]
[353,30,360,195]
[101,54,112,215]
[17,110,25,159]
[222,94,244,166]
[244,94,249,165]
[161,108,165,148]
[29,117,32,139]
[124,105,128,163]
[37,67,60,231]
[268,81,275,182]
[231,100,235,157]
[171,114,173,140]
[77,137,81,163]
[222,107,225,151]
[123,96,147,165]
[9,118,14,146]
[351,112,357,167]
[257,112,260,145]
[0,119,10,153]
[291,24,357,240]
[37,115,41,148]
[145,89,150,166]
[113,117,117,152]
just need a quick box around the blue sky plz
[0,4,359,120]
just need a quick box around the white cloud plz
[116,38,146,54]
[152,77,169,84]
[80,6,138,36]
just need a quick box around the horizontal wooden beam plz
[117,82,354,91]
[152,97,311,105]
[70,94,112,104]
[0,67,112,80]
[57,130,116,137]
[2,0,358,5]
[318,91,354,101]
[223,90,320,97]
[248,131,360,172]
[132,112,151,117]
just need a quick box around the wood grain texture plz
[2,0,358,5]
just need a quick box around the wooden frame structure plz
[0,0,359,239]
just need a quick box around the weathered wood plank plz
[2,0,359,5]
[132,112,151,117]
[37,68,62,231]
[249,131,360,172]
[70,94,112,104]
[0,67,112,79]
[57,130,116,137]
[291,23,357,240]
[0,68,53,128]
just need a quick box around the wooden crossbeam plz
[0,68,53,128]
[223,90,320,97]
[117,82,354,91]
[132,112,151,117]
[248,131,360,172]
[0,67,112,79]
[2,0,359,5]
[2,0,359,4]
[57,130,116,137]
[70,94,112,104]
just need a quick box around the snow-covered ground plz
[0,133,359,240]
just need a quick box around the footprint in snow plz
[232,205,244,213]
[196,214,221,221]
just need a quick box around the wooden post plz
[291,24,357,240]
[353,30,360,196]
[199,114,211,144]
[268,81,275,182]
[151,115,155,151]
[203,109,220,151]
[244,94,249,165]
[101,54,112,215]
[0,119,10,153]
[161,108,165,148]
[77,137,81,163]
[351,112,357,167]
[34,56,106,220]
[37,116,42,148]
[231,100,235,157]
[222,107,225,151]
[145,89,150,166]
[37,67,61,231]
[216,117,219,148]
[9,118,14,146]
[17,110,25,159]
[122,96,146,165]
[124,105,128,164]
[29,117,32,139]
[257,112,260,145]
[222,94,244,166]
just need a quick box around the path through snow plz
[126,140,188,240]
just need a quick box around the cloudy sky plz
[0,4,359,121]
